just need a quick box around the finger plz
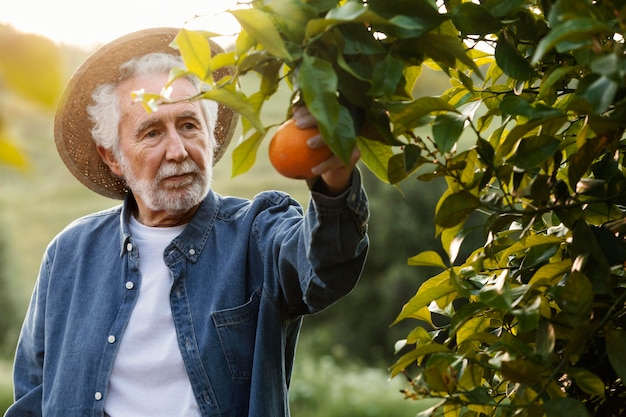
[292,106,317,129]
[312,147,361,174]
[311,155,342,176]
[306,133,325,149]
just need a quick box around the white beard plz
[117,153,212,213]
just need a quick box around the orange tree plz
[158,0,626,415]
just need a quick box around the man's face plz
[111,73,214,221]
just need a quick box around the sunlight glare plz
[0,0,241,49]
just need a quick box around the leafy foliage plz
[161,0,626,415]
[0,25,63,171]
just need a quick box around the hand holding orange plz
[268,119,333,180]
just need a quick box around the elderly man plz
[5,28,368,417]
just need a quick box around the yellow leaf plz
[456,316,490,344]
[0,31,63,109]
[393,270,456,325]
[172,29,214,83]
[0,130,29,170]
[231,8,292,61]
[408,250,448,268]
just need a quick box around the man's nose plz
[165,128,188,161]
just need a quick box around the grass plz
[290,355,416,417]
[0,355,417,416]
[0,360,12,414]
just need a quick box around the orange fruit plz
[268,119,332,179]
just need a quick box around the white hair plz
[86,52,218,155]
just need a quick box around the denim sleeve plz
[302,168,369,311]
[262,168,368,318]
[5,254,49,416]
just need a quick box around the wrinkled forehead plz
[117,73,199,102]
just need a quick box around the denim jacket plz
[6,171,369,417]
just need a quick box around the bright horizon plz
[0,1,241,50]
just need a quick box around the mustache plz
[156,160,200,181]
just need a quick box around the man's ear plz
[96,145,123,177]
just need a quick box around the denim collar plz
[118,190,220,262]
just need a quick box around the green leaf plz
[340,23,386,55]
[500,358,546,384]
[495,35,534,81]
[531,18,614,65]
[568,367,606,399]
[390,344,450,378]
[535,319,555,362]
[457,316,491,344]
[606,329,626,382]
[486,0,527,18]
[298,53,358,163]
[199,88,264,133]
[452,2,502,36]
[406,326,433,344]
[393,272,456,324]
[576,74,618,114]
[434,191,480,228]
[568,134,609,190]
[328,105,357,165]
[529,259,572,286]
[507,134,560,170]
[231,8,292,61]
[480,284,513,311]
[266,0,318,44]
[417,34,481,75]
[424,353,461,393]
[500,235,563,264]
[408,251,448,268]
[368,54,405,98]
[230,130,266,178]
[499,95,535,117]
[258,59,284,97]
[512,296,542,333]
[306,3,386,38]
[499,95,564,120]
[355,136,393,183]
[388,97,457,134]
[386,154,409,184]
[433,112,465,154]
[538,66,578,100]
[559,271,593,326]
[543,398,590,417]
[449,302,488,337]
[298,54,338,129]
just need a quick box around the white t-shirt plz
[104,216,200,417]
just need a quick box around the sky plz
[0,0,241,49]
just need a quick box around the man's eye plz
[182,122,197,130]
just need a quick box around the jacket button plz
[189,248,196,255]
[95,392,103,401]
[126,242,133,252]
[108,335,116,343]
[125,281,134,290]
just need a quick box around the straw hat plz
[54,27,238,199]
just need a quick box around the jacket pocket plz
[211,289,261,380]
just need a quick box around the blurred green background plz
[0,24,455,416]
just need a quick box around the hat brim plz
[54,27,238,200]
